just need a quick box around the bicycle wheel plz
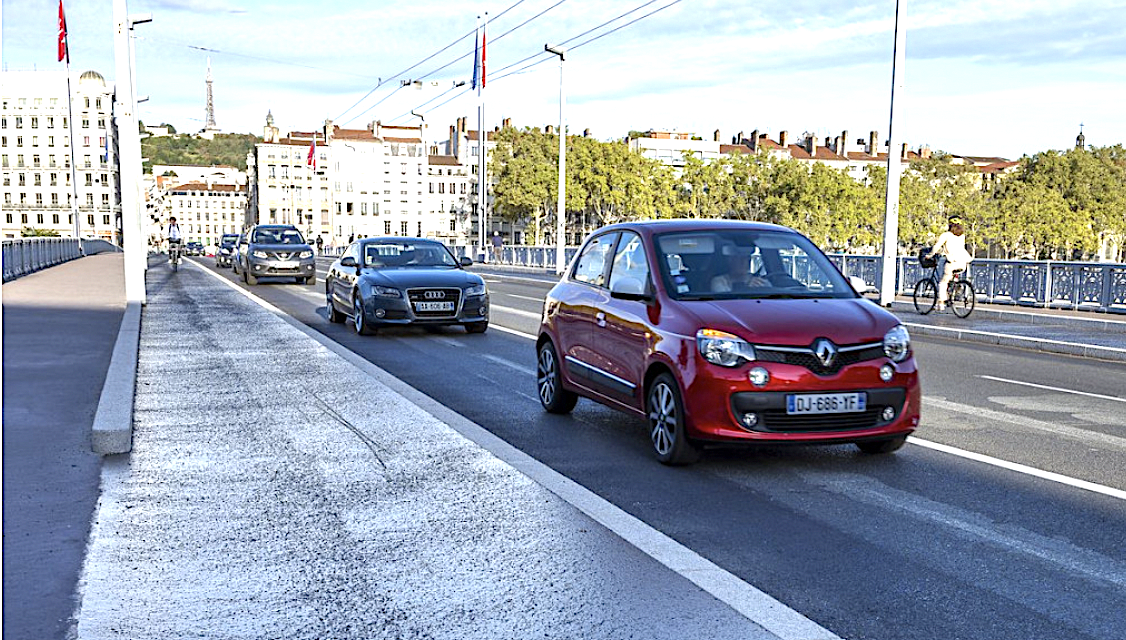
[950,281,975,318]
[913,278,937,314]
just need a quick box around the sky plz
[3,0,1125,160]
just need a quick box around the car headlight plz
[697,329,756,367]
[883,325,911,362]
[299,250,314,259]
[465,283,487,296]
[374,285,401,298]
[252,250,269,259]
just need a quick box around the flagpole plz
[61,2,82,253]
[477,13,488,257]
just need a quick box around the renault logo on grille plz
[812,338,838,368]
[423,291,445,300]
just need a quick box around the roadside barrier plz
[2,238,84,282]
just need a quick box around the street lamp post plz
[879,0,907,306]
[545,44,567,274]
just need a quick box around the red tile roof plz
[429,155,461,166]
[168,182,247,194]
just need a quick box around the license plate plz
[786,392,866,415]
[414,301,454,312]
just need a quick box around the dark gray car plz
[215,233,240,268]
[238,225,316,285]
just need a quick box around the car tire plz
[305,276,316,285]
[647,373,700,465]
[247,272,258,286]
[856,435,908,454]
[465,321,488,334]
[353,294,375,335]
[240,265,248,283]
[326,283,344,324]
[537,340,578,414]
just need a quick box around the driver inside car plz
[710,244,770,293]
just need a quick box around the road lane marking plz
[481,273,559,285]
[902,321,1126,357]
[922,396,1126,451]
[483,354,535,376]
[908,437,1126,501]
[500,292,545,303]
[490,324,537,341]
[489,303,541,320]
[978,375,1126,404]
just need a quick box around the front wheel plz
[913,278,937,315]
[353,295,375,335]
[465,321,488,334]
[949,281,975,318]
[537,340,577,414]
[647,373,700,465]
[246,272,258,286]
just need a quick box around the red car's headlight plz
[696,329,757,367]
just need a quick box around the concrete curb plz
[901,320,1126,363]
[889,300,1126,333]
[91,300,141,454]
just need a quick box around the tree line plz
[491,126,1126,261]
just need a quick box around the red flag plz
[480,24,486,89]
[58,1,69,63]
[306,138,316,170]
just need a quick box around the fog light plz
[741,412,759,428]
[748,367,770,387]
[882,407,896,422]
[880,364,895,382]
[375,308,386,318]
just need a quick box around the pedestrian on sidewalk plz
[931,216,973,311]
[316,235,324,255]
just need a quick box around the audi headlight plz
[299,250,314,259]
[697,329,756,367]
[252,250,269,259]
[374,285,401,298]
[883,325,911,362]
[465,283,487,297]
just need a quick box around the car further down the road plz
[536,219,921,465]
[215,233,240,268]
[238,225,316,285]
[325,237,489,335]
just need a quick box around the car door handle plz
[595,312,607,328]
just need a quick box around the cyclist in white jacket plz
[931,216,972,310]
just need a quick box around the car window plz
[655,230,855,300]
[607,231,650,295]
[362,241,457,268]
[572,232,619,287]
[252,228,304,244]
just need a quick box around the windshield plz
[654,229,855,300]
[362,241,458,268]
[252,228,305,244]
[221,234,239,244]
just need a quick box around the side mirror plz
[340,256,357,268]
[460,256,473,267]
[848,275,872,294]
[610,277,652,302]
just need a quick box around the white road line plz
[483,354,535,376]
[489,303,541,320]
[922,396,1126,451]
[902,321,1126,355]
[490,324,537,341]
[978,375,1126,404]
[500,292,544,303]
[908,437,1126,501]
[482,273,558,285]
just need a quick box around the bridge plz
[3,246,1125,640]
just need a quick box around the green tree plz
[22,227,61,237]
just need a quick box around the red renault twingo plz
[536,220,921,464]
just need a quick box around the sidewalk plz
[72,258,808,640]
[2,253,125,640]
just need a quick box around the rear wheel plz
[857,435,908,454]
[537,340,577,414]
[913,278,937,315]
[949,281,975,318]
[647,373,700,465]
[353,294,375,335]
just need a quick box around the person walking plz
[315,235,324,255]
[930,216,973,311]
[490,231,503,263]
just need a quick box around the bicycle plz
[168,240,182,272]
[912,259,975,317]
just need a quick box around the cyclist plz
[930,215,972,311]
[166,216,183,265]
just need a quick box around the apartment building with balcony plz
[1,69,119,240]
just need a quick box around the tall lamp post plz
[545,44,567,274]
[878,0,907,306]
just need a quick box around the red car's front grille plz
[759,409,883,431]
[755,344,885,376]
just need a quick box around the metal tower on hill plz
[204,57,219,133]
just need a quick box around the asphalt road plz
[200,256,1126,640]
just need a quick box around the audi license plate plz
[786,392,866,415]
[414,301,454,312]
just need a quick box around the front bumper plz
[360,292,489,326]
[247,258,316,277]
[681,356,921,444]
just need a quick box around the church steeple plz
[1075,123,1086,150]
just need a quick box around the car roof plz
[252,224,299,230]
[357,236,443,244]
[596,219,796,235]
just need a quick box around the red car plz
[536,220,921,464]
